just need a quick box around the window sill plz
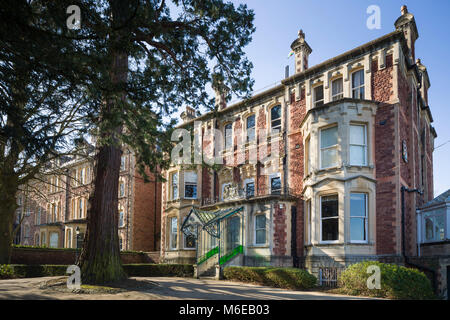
[249,244,269,249]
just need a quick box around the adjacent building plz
[14,143,161,252]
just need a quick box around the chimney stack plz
[180,106,196,122]
[290,29,312,74]
[213,82,229,111]
[394,5,419,62]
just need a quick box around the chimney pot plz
[401,5,408,15]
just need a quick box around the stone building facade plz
[160,6,440,278]
[14,144,161,252]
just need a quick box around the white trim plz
[349,192,369,244]
[253,213,267,246]
[349,124,368,166]
[319,125,339,170]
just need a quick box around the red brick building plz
[160,6,439,279]
[15,143,161,252]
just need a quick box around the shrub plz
[338,261,435,300]
[123,264,194,277]
[0,265,15,279]
[9,265,68,278]
[223,266,316,290]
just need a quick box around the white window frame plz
[319,125,339,169]
[270,105,282,133]
[184,171,197,199]
[305,199,311,245]
[349,124,368,166]
[254,214,267,246]
[246,114,256,142]
[320,194,339,244]
[224,123,233,150]
[170,172,179,200]
[349,193,368,244]
[268,173,281,194]
[422,209,447,243]
[244,178,255,198]
[169,217,178,250]
[313,84,324,107]
[331,77,343,101]
[351,69,365,99]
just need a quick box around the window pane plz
[185,184,197,198]
[185,235,196,248]
[271,105,281,121]
[352,70,364,87]
[246,182,255,197]
[350,218,366,241]
[321,148,338,168]
[256,230,266,244]
[350,125,365,145]
[271,177,281,194]
[332,78,343,96]
[256,215,266,229]
[322,218,338,241]
[184,171,197,183]
[314,85,324,106]
[350,145,365,165]
[225,123,232,148]
[321,195,338,218]
[350,193,366,217]
[425,218,433,240]
[247,115,255,129]
[320,127,338,148]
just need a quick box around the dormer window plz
[313,85,324,107]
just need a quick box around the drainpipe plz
[401,186,437,292]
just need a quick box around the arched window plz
[270,105,281,132]
[246,114,255,142]
[224,123,232,150]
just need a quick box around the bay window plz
[349,124,367,166]
[170,217,178,250]
[350,193,368,242]
[321,195,339,242]
[184,171,197,199]
[320,126,339,169]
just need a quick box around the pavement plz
[0,276,373,300]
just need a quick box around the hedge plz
[223,266,317,290]
[0,264,194,279]
[337,261,435,300]
[1,265,68,278]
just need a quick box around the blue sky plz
[228,0,450,197]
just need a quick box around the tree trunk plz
[0,169,19,265]
[78,0,130,284]
[78,139,126,284]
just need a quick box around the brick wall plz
[132,169,161,252]
[273,203,287,256]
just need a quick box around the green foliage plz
[223,266,317,290]
[0,265,15,279]
[337,261,435,299]
[6,265,68,278]
[123,264,194,277]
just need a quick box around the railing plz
[201,186,299,206]
[318,267,344,287]
[197,246,219,265]
[219,245,244,265]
